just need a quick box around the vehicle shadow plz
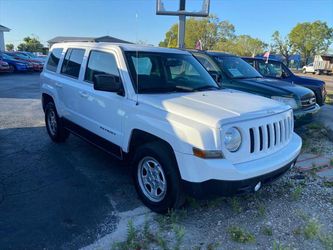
[0,125,140,249]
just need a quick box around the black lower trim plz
[63,118,123,159]
[183,157,298,198]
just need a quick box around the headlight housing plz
[224,127,242,152]
[271,96,298,109]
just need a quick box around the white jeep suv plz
[40,42,302,213]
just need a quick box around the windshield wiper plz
[193,85,220,91]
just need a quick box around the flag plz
[195,39,203,50]
[263,51,270,63]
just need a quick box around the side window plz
[61,48,85,78]
[258,61,283,77]
[194,54,221,73]
[85,50,120,83]
[46,48,63,72]
[244,59,255,67]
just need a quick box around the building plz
[47,35,132,47]
[0,25,10,51]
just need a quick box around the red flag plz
[195,40,203,50]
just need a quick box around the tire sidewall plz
[132,143,183,213]
[45,102,61,141]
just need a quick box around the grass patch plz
[228,226,255,243]
[291,185,303,200]
[325,91,333,105]
[304,218,321,239]
[261,225,273,236]
[273,241,290,250]
[323,181,333,188]
[229,197,243,213]
[319,232,333,249]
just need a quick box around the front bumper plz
[294,103,320,120]
[183,158,298,197]
[175,133,302,184]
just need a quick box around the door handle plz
[79,91,89,98]
[55,82,62,88]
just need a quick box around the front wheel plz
[132,142,185,213]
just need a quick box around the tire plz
[132,141,185,213]
[45,102,69,143]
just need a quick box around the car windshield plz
[14,53,30,60]
[125,51,220,94]
[213,55,262,79]
[2,53,14,60]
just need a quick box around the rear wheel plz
[132,141,185,213]
[45,102,69,142]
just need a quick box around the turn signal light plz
[192,147,223,159]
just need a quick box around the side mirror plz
[93,74,124,95]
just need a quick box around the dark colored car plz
[5,52,44,72]
[0,59,13,73]
[242,57,327,106]
[0,53,33,72]
[190,51,320,121]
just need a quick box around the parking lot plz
[0,73,142,249]
[1,73,333,249]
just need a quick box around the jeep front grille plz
[221,109,294,164]
[249,116,292,154]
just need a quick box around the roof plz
[242,56,281,62]
[47,35,132,44]
[0,25,10,32]
[51,41,190,55]
[186,49,236,57]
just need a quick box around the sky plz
[0,0,332,48]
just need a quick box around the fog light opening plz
[254,182,261,192]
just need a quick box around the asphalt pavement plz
[0,73,141,249]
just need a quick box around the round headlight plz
[224,127,242,152]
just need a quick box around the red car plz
[0,59,13,73]
[5,52,44,72]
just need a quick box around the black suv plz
[242,57,327,106]
[190,51,320,121]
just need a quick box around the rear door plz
[59,48,86,124]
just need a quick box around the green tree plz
[17,36,44,52]
[5,43,14,51]
[289,21,333,64]
[159,16,235,49]
[215,35,267,57]
[271,31,293,67]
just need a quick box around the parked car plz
[0,59,13,73]
[242,57,327,106]
[6,52,44,72]
[41,43,302,213]
[302,63,315,74]
[0,53,33,72]
[190,51,320,122]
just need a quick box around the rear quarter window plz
[46,48,63,72]
[61,48,85,79]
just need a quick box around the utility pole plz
[156,0,210,49]
[178,0,186,49]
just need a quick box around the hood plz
[235,77,314,98]
[140,89,289,128]
[293,75,325,87]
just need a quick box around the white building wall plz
[0,31,5,51]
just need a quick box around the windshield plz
[213,55,262,79]
[14,53,30,60]
[2,53,14,60]
[125,52,219,93]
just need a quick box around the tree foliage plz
[216,35,267,57]
[159,16,235,50]
[17,36,44,52]
[289,21,333,64]
[5,43,14,51]
[271,31,293,66]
